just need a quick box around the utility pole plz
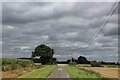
[70,51,72,63]
[70,48,75,63]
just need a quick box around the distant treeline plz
[57,56,120,65]
[19,56,120,65]
[18,57,57,64]
[100,61,120,65]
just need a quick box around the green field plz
[65,65,102,79]
[18,65,56,78]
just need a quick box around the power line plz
[86,2,117,45]
[86,1,119,45]
[93,2,120,42]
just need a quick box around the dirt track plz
[80,67,120,78]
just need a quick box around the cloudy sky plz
[2,2,119,62]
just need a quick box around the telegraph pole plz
[70,48,75,63]
[70,51,72,63]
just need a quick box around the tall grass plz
[1,58,34,71]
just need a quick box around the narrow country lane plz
[47,66,71,80]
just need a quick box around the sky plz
[2,2,119,62]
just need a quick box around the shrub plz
[2,66,5,71]
[2,59,18,65]
[69,62,77,65]
[91,61,101,67]
[11,65,17,70]
[2,65,10,71]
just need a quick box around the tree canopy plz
[77,56,90,64]
[31,44,55,64]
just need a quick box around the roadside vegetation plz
[91,61,102,67]
[65,65,102,79]
[18,65,56,78]
[2,58,34,71]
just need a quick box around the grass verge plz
[65,65,103,79]
[2,66,43,78]
[18,65,56,79]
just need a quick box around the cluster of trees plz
[58,56,119,65]
[66,56,90,64]
[57,56,90,64]
[31,44,56,64]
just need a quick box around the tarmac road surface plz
[46,66,71,80]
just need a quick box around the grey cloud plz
[2,2,118,62]
[103,25,118,36]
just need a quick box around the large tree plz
[77,56,90,64]
[31,44,55,64]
